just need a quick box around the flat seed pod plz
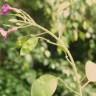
[85,61,96,82]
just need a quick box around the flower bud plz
[9,18,18,23]
[8,27,18,34]
[0,28,7,39]
[0,4,10,15]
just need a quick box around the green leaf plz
[31,74,58,96]
[16,36,28,48]
[20,37,38,56]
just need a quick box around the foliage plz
[0,0,96,96]
[31,74,58,96]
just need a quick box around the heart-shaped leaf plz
[31,74,58,96]
[85,61,96,82]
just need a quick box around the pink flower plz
[0,27,17,39]
[0,4,10,15]
[0,28,7,39]
[8,27,18,34]
[0,3,20,15]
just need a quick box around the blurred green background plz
[0,0,96,96]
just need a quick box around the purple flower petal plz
[1,4,10,15]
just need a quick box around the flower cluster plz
[0,3,19,39]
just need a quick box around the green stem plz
[58,78,80,96]
[37,36,82,95]
[33,24,58,40]
[82,81,90,89]
[34,24,82,96]
[15,9,82,95]
[60,41,82,96]
[37,36,82,96]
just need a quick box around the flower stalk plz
[0,4,83,95]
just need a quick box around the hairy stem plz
[61,44,82,96]
[14,9,82,95]
[35,24,82,96]
[34,24,58,40]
